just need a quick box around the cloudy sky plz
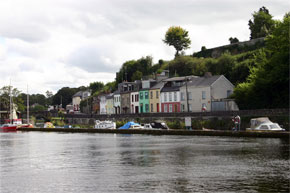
[0,0,288,95]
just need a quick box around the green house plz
[139,89,149,113]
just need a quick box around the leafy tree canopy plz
[116,56,152,84]
[234,13,289,109]
[163,26,191,57]
[0,86,25,112]
[248,6,275,39]
[89,81,104,94]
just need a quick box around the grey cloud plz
[67,45,119,73]
[0,21,50,42]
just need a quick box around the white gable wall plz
[211,76,234,100]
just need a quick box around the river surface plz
[0,132,289,193]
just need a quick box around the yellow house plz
[149,82,165,113]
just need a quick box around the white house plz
[113,91,121,114]
[130,91,139,113]
[179,74,238,112]
[72,90,91,112]
[106,94,114,115]
[99,95,107,114]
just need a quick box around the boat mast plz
[9,80,13,124]
[27,85,29,124]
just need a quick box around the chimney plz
[204,72,212,78]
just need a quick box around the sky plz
[0,0,288,95]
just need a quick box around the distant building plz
[118,81,141,114]
[160,76,196,113]
[149,81,165,113]
[106,93,114,115]
[130,91,139,113]
[179,73,238,112]
[72,90,91,113]
[99,94,107,115]
[113,91,121,114]
[139,80,156,113]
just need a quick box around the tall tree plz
[0,86,25,112]
[248,6,275,39]
[163,26,191,57]
[89,82,104,95]
[52,87,79,108]
[234,13,289,109]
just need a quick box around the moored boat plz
[95,120,116,129]
[246,117,285,131]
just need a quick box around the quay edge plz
[17,127,290,138]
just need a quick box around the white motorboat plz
[246,117,285,131]
[95,120,116,129]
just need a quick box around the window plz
[156,91,159,99]
[169,93,172,102]
[189,104,192,112]
[181,104,185,112]
[181,92,185,101]
[145,92,148,99]
[150,91,153,99]
[202,91,206,99]
[151,104,153,112]
[188,92,192,100]
[145,104,149,112]
[132,95,134,102]
[164,104,168,112]
[164,93,167,102]
[169,104,173,112]
[174,92,177,101]
[140,92,143,99]
[227,90,232,97]
[260,125,269,130]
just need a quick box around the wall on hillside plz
[193,37,265,58]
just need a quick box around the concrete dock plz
[18,127,290,138]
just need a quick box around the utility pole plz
[185,77,189,112]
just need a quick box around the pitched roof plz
[150,81,165,89]
[187,75,221,87]
[72,91,83,97]
[163,75,198,82]
[161,86,180,92]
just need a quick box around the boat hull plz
[0,126,18,132]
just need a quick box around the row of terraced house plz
[71,71,239,115]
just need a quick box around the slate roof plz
[72,91,83,97]
[164,75,198,82]
[187,75,221,87]
[161,86,180,92]
[150,81,165,89]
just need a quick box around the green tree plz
[234,14,289,109]
[89,81,104,94]
[52,87,83,108]
[163,26,191,57]
[248,6,275,39]
[132,71,143,82]
[229,37,239,44]
[30,104,46,112]
[115,56,152,84]
[0,86,25,113]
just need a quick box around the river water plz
[0,132,289,193]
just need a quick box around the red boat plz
[0,124,18,132]
[0,119,28,132]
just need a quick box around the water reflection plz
[0,132,289,193]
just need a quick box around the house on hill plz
[72,90,91,113]
[179,73,238,112]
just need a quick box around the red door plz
[157,103,159,113]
